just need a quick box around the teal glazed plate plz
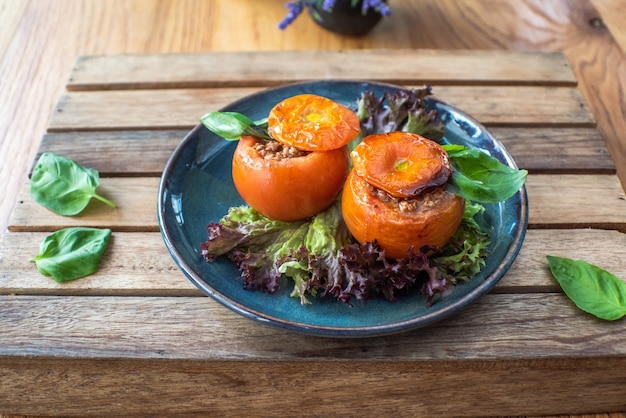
[157,80,528,337]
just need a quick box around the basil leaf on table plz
[200,111,272,140]
[547,255,626,321]
[442,145,528,203]
[30,152,116,216]
[30,227,112,283]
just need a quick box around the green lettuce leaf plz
[433,202,491,284]
[201,200,490,306]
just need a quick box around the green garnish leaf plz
[547,255,626,321]
[30,152,116,216]
[443,145,528,203]
[433,202,491,284]
[200,111,272,140]
[30,227,112,282]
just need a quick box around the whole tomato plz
[232,136,349,221]
[341,132,465,258]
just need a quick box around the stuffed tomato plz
[232,136,350,221]
[231,94,359,222]
[341,132,465,259]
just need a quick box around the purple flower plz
[278,1,305,30]
[322,0,336,11]
[361,0,391,16]
[279,0,390,30]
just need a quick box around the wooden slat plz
[47,85,596,132]
[1,293,625,359]
[34,127,615,177]
[499,228,626,291]
[8,175,626,233]
[35,130,187,176]
[3,0,626,412]
[1,229,625,297]
[0,232,199,296]
[66,50,578,90]
[1,356,625,417]
[489,127,615,173]
[9,177,159,232]
[526,174,626,231]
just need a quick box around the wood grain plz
[560,0,626,195]
[1,293,625,360]
[2,229,625,296]
[35,129,187,176]
[0,0,27,60]
[593,0,626,54]
[2,1,626,417]
[47,85,596,132]
[66,50,578,90]
[525,174,626,231]
[0,356,624,417]
[8,175,626,233]
[2,0,625,236]
[9,177,159,232]
[34,126,615,177]
[0,232,198,296]
[489,127,615,173]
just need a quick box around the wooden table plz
[2,1,626,417]
[2,49,626,416]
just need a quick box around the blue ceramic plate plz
[157,80,528,337]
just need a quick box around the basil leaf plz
[30,227,112,282]
[443,145,527,203]
[30,152,117,216]
[200,111,272,140]
[547,255,626,321]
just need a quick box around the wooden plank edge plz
[5,212,626,233]
[1,293,625,358]
[65,77,581,92]
[65,50,579,91]
[9,219,626,234]
[0,356,624,417]
[531,223,626,233]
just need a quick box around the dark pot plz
[309,0,386,36]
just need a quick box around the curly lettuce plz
[355,86,445,143]
[201,200,489,306]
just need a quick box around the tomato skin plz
[342,170,465,259]
[267,94,360,151]
[232,136,349,221]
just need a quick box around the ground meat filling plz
[368,183,450,213]
[253,140,309,159]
